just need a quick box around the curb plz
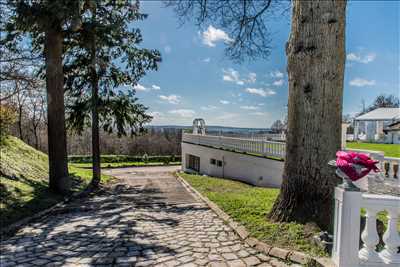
[175,172,334,267]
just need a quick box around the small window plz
[217,160,223,167]
[210,158,216,165]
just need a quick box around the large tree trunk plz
[45,28,70,195]
[90,10,101,188]
[90,66,101,188]
[269,0,346,229]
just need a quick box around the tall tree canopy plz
[64,0,161,187]
[167,0,347,229]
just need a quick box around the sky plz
[131,1,399,128]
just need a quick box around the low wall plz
[181,142,283,188]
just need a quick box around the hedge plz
[68,154,181,163]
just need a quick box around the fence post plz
[332,186,362,267]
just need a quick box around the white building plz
[354,107,400,143]
[383,121,400,144]
[181,119,284,188]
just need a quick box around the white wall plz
[182,142,283,188]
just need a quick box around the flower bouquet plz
[329,151,380,190]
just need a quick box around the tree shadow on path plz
[0,178,209,266]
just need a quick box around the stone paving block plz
[222,252,239,260]
[269,258,290,267]
[227,259,247,267]
[256,253,272,262]
[242,256,261,266]
[164,259,181,266]
[209,261,229,267]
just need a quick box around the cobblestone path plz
[1,166,286,267]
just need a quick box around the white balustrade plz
[333,188,400,267]
[359,207,381,263]
[182,133,285,159]
[380,208,400,264]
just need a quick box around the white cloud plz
[201,105,217,111]
[202,57,211,63]
[349,78,376,87]
[240,105,259,110]
[273,79,284,86]
[258,103,265,106]
[270,70,284,79]
[251,112,268,116]
[168,109,195,118]
[247,72,257,83]
[215,112,238,120]
[222,68,257,85]
[134,83,161,92]
[346,52,376,64]
[164,45,172,54]
[222,68,244,85]
[202,25,233,47]
[151,85,161,90]
[219,100,230,105]
[245,88,276,97]
[159,94,181,104]
[133,84,147,91]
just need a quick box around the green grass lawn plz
[0,136,112,227]
[180,173,327,257]
[71,161,181,169]
[346,142,400,158]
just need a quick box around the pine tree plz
[64,0,161,188]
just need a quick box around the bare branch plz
[164,0,289,62]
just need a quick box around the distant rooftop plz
[355,107,400,121]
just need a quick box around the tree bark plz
[44,27,70,195]
[90,10,101,188]
[269,0,346,229]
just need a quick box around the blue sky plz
[132,1,399,128]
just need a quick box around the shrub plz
[163,157,170,165]
[142,153,149,163]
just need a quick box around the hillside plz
[0,136,110,226]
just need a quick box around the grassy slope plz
[180,173,327,256]
[0,136,111,226]
[346,142,400,158]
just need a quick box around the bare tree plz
[27,83,46,149]
[14,81,27,140]
[165,0,289,62]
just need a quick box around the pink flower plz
[336,151,380,181]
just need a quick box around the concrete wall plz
[182,142,283,188]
